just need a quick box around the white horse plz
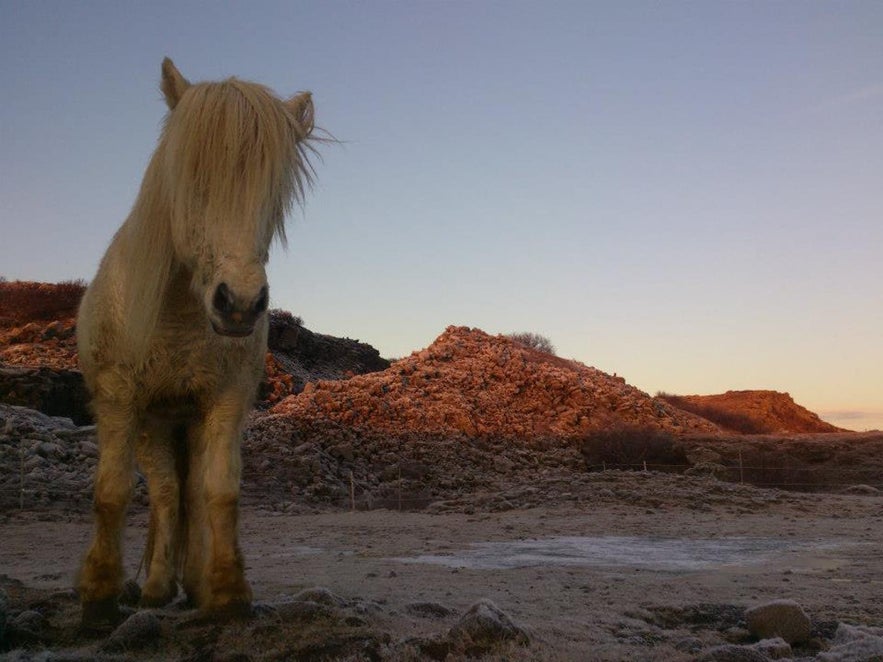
[76,58,316,627]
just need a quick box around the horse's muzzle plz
[211,321,256,338]
[210,282,268,337]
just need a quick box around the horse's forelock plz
[159,79,312,260]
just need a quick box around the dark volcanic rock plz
[267,310,389,394]
[0,366,91,425]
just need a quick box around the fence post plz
[643,460,648,472]
[20,440,25,510]
[349,471,356,512]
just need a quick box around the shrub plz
[580,426,687,471]
[269,308,303,328]
[506,331,556,355]
[0,279,87,327]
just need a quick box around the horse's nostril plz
[213,282,235,315]
[253,286,269,315]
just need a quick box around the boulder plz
[447,599,529,655]
[745,599,811,645]
[101,610,162,652]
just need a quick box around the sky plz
[1,1,881,430]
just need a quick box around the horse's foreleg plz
[79,403,137,629]
[182,433,207,606]
[136,420,182,607]
[187,395,252,613]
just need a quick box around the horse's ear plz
[285,91,314,140]
[161,57,190,110]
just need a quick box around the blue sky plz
[1,1,881,429]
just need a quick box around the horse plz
[76,58,317,628]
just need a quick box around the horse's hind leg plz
[185,392,252,614]
[136,419,184,607]
[79,400,137,629]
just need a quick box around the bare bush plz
[580,427,687,471]
[269,308,303,328]
[506,332,556,355]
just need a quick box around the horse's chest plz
[144,330,249,399]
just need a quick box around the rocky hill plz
[658,390,845,435]
[272,326,720,437]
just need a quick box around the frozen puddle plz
[392,536,838,572]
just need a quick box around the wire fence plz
[584,460,883,491]
[4,459,882,514]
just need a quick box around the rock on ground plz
[816,623,883,661]
[750,636,792,659]
[745,599,812,645]
[447,598,530,654]
[696,644,773,661]
[101,610,162,652]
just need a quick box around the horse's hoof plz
[139,580,177,608]
[81,598,123,632]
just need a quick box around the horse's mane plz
[119,74,316,359]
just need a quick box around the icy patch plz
[393,536,840,571]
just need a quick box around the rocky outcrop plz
[266,310,389,399]
[659,390,844,434]
[272,326,719,437]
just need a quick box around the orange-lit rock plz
[658,390,845,434]
[0,318,78,370]
[272,326,719,437]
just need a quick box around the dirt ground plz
[1,472,882,660]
